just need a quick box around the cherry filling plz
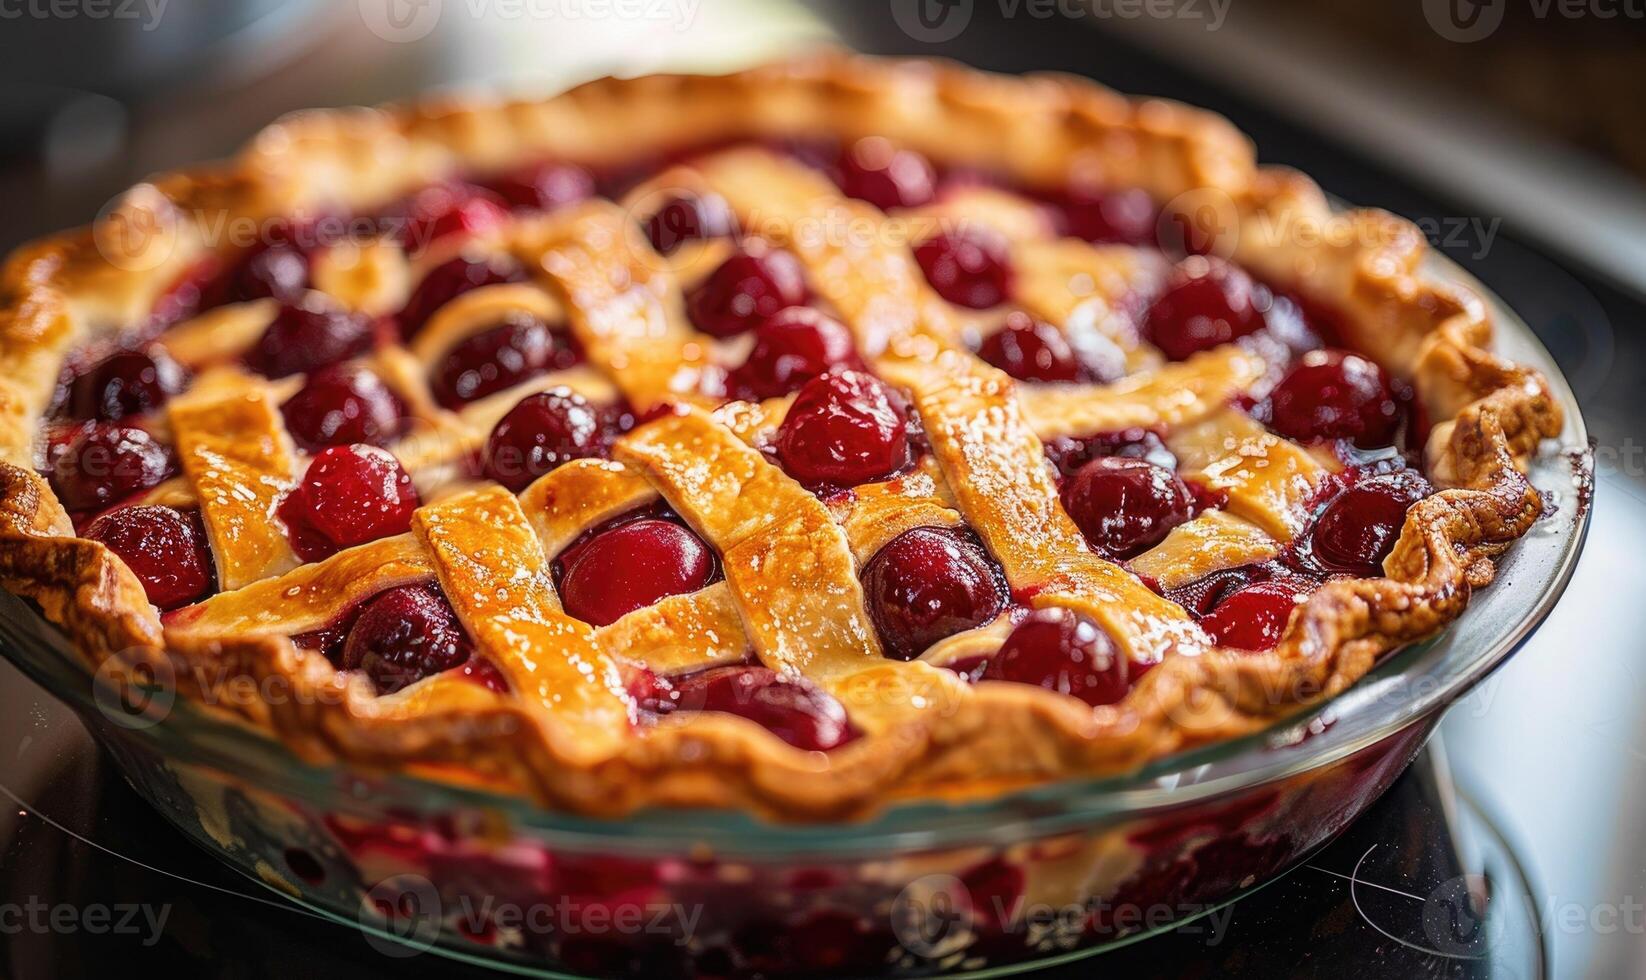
[1199,576,1318,651]
[861,525,1007,661]
[558,518,716,627]
[1057,185,1158,246]
[209,243,310,307]
[774,369,910,488]
[982,608,1130,707]
[976,311,1087,383]
[685,245,809,338]
[1262,348,1402,448]
[430,313,581,409]
[914,228,1013,310]
[834,137,936,211]
[397,255,526,338]
[1043,427,1177,478]
[83,505,215,609]
[1142,257,1271,361]
[728,307,861,401]
[1298,469,1433,577]
[1060,456,1193,559]
[65,345,187,422]
[480,161,595,213]
[643,191,738,255]
[391,181,509,251]
[278,445,419,562]
[662,665,855,751]
[340,583,472,694]
[281,365,405,451]
[245,299,374,379]
[482,389,613,491]
[50,424,172,513]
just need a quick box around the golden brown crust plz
[0,52,1565,819]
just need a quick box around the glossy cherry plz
[215,243,309,306]
[1061,456,1193,559]
[482,161,594,212]
[1042,428,1176,478]
[279,445,419,562]
[559,519,715,627]
[50,424,171,513]
[1265,349,1401,448]
[1059,185,1157,245]
[1303,470,1432,576]
[1142,257,1269,361]
[685,245,808,338]
[341,583,471,694]
[1200,577,1317,651]
[834,137,936,211]
[245,299,374,379]
[430,313,578,408]
[729,307,860,400]
[83,505,214,609]
[281,365,404,451]
[976,311,1086,383]
[981,608,1132,707]
[66,345,186,421]
[643,192,738,255]
[481,389,608,492]
[774,369,910,487]
[914,228,1013,309]
[667,665,854,751]
[394,182,507,251]
[861,525,1006,661]
[397,255,525,338]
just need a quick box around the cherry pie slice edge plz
[0,53,1562,819]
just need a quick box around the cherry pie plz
[0,55,1560,818]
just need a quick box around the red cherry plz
[861,525,1006,661]
[1061,456,1193,559]
[482,162,594,212]
[481,389,609,492]
[393,182,507,251]
[729,307,860,401]
[430,314,580,409]
[834,137,936,210]
[278,445,419,562]
[1043,428,1176,479]
[397,255,525,338]
[643,192,738,255]
[1265,349,1401,447]
[51,424,172,513]
[245,299,374,379]
[976,311,1086,383]
[559,519,715,626]
[281,365,404,451]
[1058,186,1157,245]
[83,505,214,609]
[982,607,1131,706]
[667,666,854,751]
[1200,577,1317,650]
[66,346,187,422]
[214,243,310,306]
[685,246,809,338]
[774,369,909,487]
[341,583,471,694]
[914,229,1013,309]
[1303,470,1432,576]
[1142,258,1269,361]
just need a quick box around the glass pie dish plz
[0,245,1588,978]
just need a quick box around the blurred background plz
[1,2,1643,978]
